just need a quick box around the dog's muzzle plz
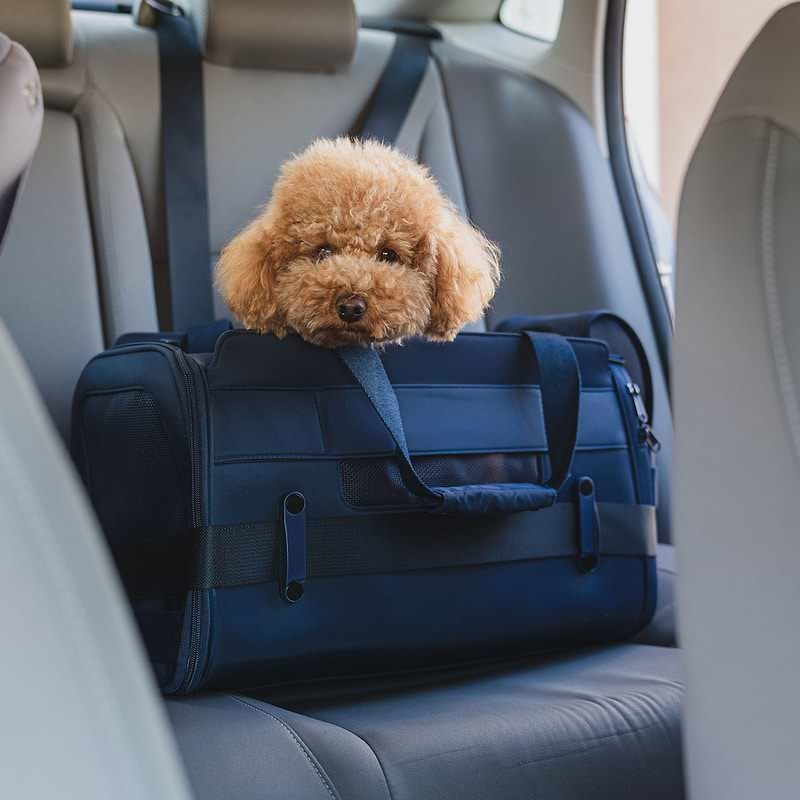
[336,294,368,323]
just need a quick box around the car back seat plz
[0,0,159,438]
[1,2,683,796]
[169,645,684,800]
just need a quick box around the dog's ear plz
[215,212,285,334]
[425,208,501,341]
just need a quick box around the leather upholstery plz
[188,0,358,72]
[0,11,159,437]
[0,0,72,67]
[0,112,105,438]
[0,319,193,799]
[168,644,685,800]
[676,5,800,798]
[0,34,42,250]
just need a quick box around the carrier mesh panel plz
[82,390,187,544]
[340,452,541,507]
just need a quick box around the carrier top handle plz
[337,331,580,517]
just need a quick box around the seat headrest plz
[0,0,72,68]
[187,0,358,72]
[709,4,800,137]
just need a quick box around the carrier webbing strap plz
[115,502,656,599]
[152,3,214,331]
[356,32,433,143]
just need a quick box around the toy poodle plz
[215,138,500,348]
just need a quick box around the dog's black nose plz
[336,294,368,323]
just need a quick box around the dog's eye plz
[377,248,399,264]
[315,245,335,261]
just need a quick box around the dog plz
[215,137,501,348]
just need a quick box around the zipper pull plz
[626,382,661,452]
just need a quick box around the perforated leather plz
[0,34,42,247]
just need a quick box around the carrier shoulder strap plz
[152,2,214,331]
[337,331,581,516]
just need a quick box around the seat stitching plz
[225,695,340,800]
[760,125,800,467]
[307,717,396,800]
[81,27,125,342]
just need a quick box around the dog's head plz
[215,138,500,347]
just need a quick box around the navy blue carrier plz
[72,330,658,694]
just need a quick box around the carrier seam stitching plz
[761,125,800,467]
[225,695,339,800]
[314,391,330,453]
[320,721,396,800]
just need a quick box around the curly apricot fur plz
[215,138,500,347]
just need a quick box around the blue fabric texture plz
[73,330,658,692]
[337,332,580,516]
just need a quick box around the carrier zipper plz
[626,381,661,452]
[609,361,652,505]
[174,348,208,693]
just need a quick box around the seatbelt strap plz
[114,502,657,598]
[151,2,214,331]
[356,32,434,143]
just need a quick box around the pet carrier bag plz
[72,329,659,694]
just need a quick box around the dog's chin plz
[292,324,402,349]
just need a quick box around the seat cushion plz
[167,644,684,800]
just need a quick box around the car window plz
[499,0,564,42]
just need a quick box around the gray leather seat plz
[675,5,800,797]
[0,0,159,438]
[0,32,41,248]
[169,645,684,800]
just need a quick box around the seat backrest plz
[0,316,192,799]
[0,0,159,439]
[675,5,800,797]
[0,32,42,249]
